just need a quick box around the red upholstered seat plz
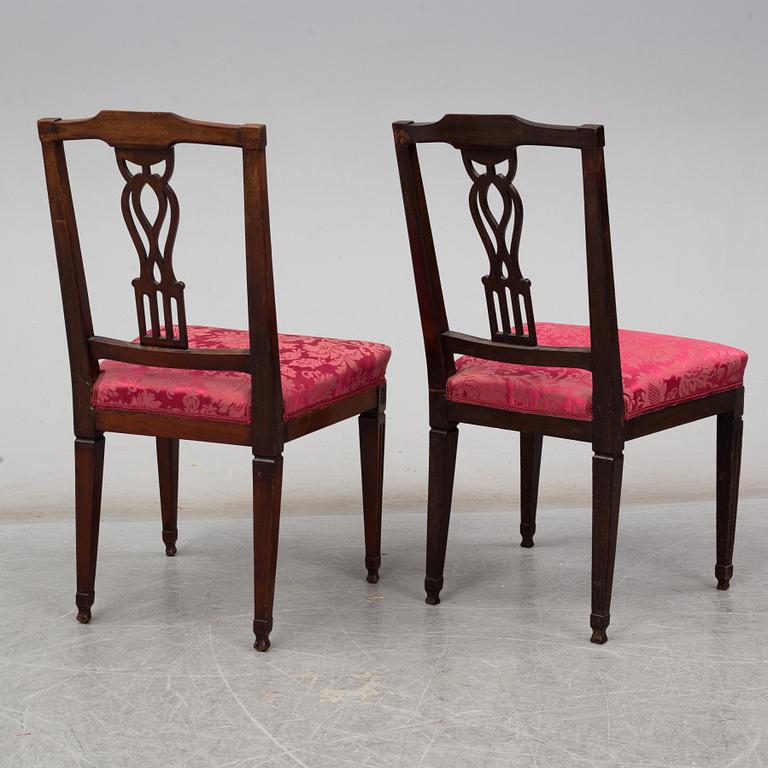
[92,326,391,422]
[447,323,747,421]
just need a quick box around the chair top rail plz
[38,110,265,149]
[394,114,603,150]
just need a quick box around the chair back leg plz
[252,454,284,651]
[425,426,459,605]
[590,450,624,644]
[715,409,744,590]
[74,435,106,624]
[520,433,543,547]
[359,385,386,584]
[156,437,180,557]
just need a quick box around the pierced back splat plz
[116,147,188,348]
[462,148,536,346]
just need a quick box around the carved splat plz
[116,147,187,348]
[462,148,536,346]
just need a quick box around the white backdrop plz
[1,0,765,520]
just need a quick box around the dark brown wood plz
[395,114,603,150]
[519,433,543,548]
[40,111,387,651]
[424,426,459,605]
[95,410,252,446]
[74,435,105,623]
[395,113,745,645]
[38,111,265,149]
[252,455,283,652]
[89,337,250,371]
[359,385,386,583]
[116,147,187,347]
[447,401,593,442]
[443,331,591,370]
[624,387,742,441]
[715,389,744,590]
[463,146,537,344]
[284,385,380,442]
[157,438,180,556]
[590,451,623,644]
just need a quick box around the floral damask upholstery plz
[447,323,747,421]
[92,326,391,422]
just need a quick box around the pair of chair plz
[39,111,747,651]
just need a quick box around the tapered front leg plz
[74,435,105,624]
[520,433,543,547]
[715,410,743,590]
[590,451,623,644]
[425,426,459,605]
[252,454,284,652]
[359,389,386,584]
[156,438,179,556]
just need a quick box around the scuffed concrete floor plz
[1,500,766,767]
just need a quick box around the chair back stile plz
[38,111,283,453]
[393,114,624,446]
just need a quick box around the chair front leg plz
[156,437,179,556]
[590,450,623,644]
[520,432,543,548]
[359,386,386,584]
[252,454,284,652]
[74,435,105,624]
[715,409,744,590]
[425,426,459,605]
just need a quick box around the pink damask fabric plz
[447,323,747,421]
[92,326,391,422]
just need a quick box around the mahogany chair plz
[39,111,390,651]
[393,114,747,644]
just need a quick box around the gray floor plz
[1,500,767,767]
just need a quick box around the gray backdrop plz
[1,0,765,520]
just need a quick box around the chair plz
[39,111,390,651]
[393,114,747,643]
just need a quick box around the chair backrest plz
[393,114,624,450]
[38,111,282,453]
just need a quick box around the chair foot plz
[253,635,271,652]
[520,523,535,548]
[590,613,609,644]
[162,530,177,557]
[253,617,273,652]
[75,592,93,624]
[366,555,381,584]
[76,608,92,624]
[716,564,733,590]
[425,577,443,605]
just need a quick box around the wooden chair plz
[393,114,747,644]
[39,111,390,651]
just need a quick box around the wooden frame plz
[39,110,387,651]
[394,113,744,644]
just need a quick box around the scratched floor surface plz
[1,500,766,767]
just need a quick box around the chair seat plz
[447,323,747,421]
[92,326,391,423]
